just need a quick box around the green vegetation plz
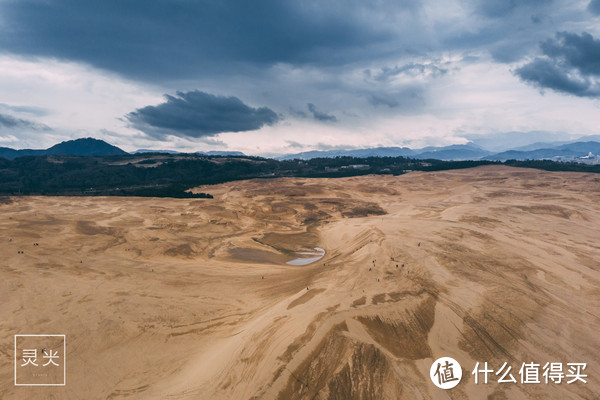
[0,154,598,198]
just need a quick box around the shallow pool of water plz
[286,247,325,266]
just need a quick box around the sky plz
[0,0,599,155]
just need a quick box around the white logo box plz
[14,334,66,386]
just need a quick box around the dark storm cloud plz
[588,0,600,15]
[540,32,600,75]
[126,91,280,138]
[0,0,396,81]
[515,32,600,97]
[307,104,337,122]
[0,113,50,131]
[516,59,599,96]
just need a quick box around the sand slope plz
[0,166,599,399]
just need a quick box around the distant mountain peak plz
[0,137,127,159]
[47,137,128,156]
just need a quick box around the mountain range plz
[132,149,246,156]
[277,140,599,162]
[0,137,599,163]
[481,141,600,161]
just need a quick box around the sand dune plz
[1,165,599,399]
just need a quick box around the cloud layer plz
[0,1,599,153]
[0,0,397,81]
[0,0,564,82]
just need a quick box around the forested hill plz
[0,138,127,159]
[0,153,598,198]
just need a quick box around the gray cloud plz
[126,91,280,138]
[515,32,600,97]
[369,95,399,108]
[0,103,48,116]
[442,0,561,64]
[307,103,337,122]
[367,63,448,83]
[540,31,600,75]
[589,0,600,15]
[360,61,445,111]
[516,58,599,97]
[285,140,305,149]
[0,112,50,131]
[288,107,308,119]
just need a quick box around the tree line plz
[0,154,597,198]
